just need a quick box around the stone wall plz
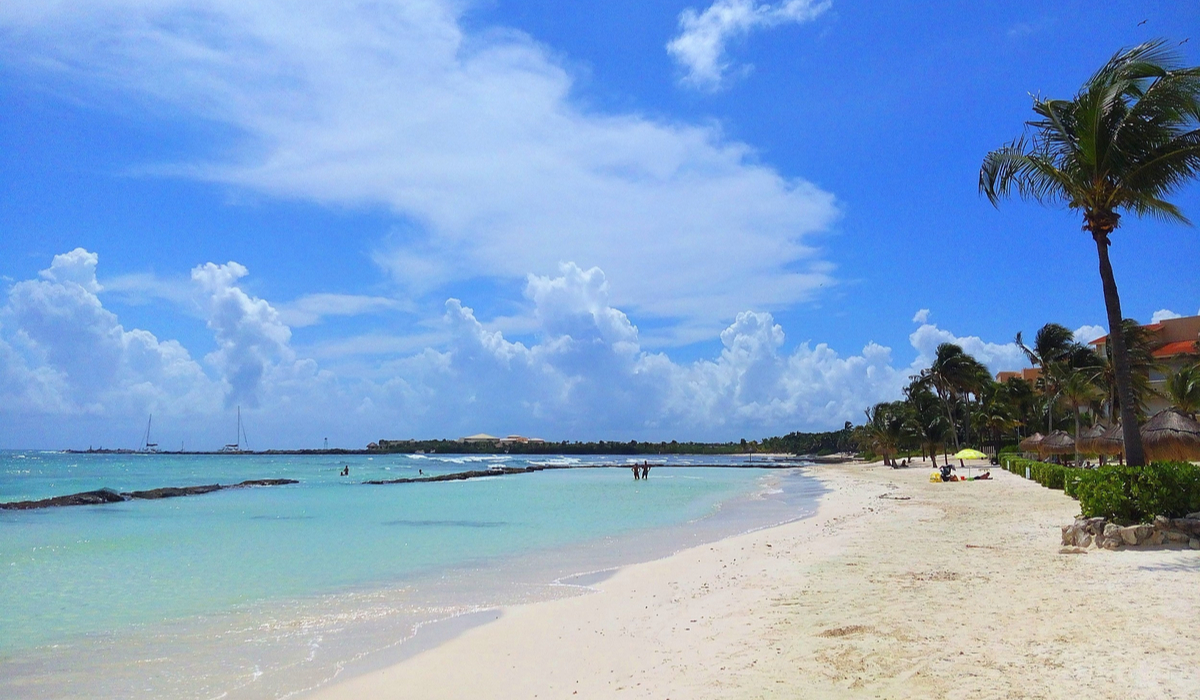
[1062,514,1200,550]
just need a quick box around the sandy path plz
[307,461,1200,699]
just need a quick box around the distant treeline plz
[371,424,859,456]
[756,423,858,456]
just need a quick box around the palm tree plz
[904,380,952,466]
[1015,323,1080,432]
[1162,363,1200,418]
[863,401,909,465]
[999,375,1039,437]
[1059,368,1104,464]
[1015,323,1076,371]
[973,381,1019,453]
[919,343,987,451]
[1091,318,1158,421]
[981,40,1200,467]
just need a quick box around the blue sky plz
[0,1,1197,448]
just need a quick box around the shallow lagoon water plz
[0,452,821,699]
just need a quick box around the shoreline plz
[306,459,1200,699]
[0,461,823,699]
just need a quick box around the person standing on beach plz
[641,463,650,479]
[631,465,640,480]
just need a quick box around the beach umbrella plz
[1039,430,1075,456]
[1077,424,1106,454]
[1140,409,1200,463]
[953,448,987,460]
[1018,432,1044,455]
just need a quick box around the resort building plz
[497,435,545,445]
[1090,314,1200,414]
[996,367,1042,383]
[457,433,501,444]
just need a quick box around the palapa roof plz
[1018,432,1044,452]
[1039,430,1076,455]
[1140,410,1200,462]
[1077,424,1106,453]
[1092,423,1126,456]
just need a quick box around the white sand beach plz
[308,460,1200,699]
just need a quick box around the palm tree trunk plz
[1092,229,1146,466]
[942,398,961,452]
[1094,230,1147,468]
[1073,406,1081,466]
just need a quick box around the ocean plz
[0,451,822,699]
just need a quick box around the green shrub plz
[999,457,1081,492]
[1074,462,1200,524]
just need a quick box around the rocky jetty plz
[0,479,299,510]
[1062,513,1200,550]
[364,465,566,484]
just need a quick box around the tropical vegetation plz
[979,40,1200,466]
[858,317,1197,467]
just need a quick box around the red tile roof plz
[1153,340,1200,358]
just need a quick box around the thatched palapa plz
[1092,423,1125,457]
[1039,430,1075,456]
[1140,410,1200,462]
[1077,424,1106,454]
[1018,432,1044,454]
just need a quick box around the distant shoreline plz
[59,448,840,462]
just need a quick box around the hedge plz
[1000,457,1075,493]
[1001,456,1200,524]
[1073,462,1200,525]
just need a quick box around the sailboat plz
[141,415,159,453]
[220,406,249,453]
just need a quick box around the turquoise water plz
[0,452,820,699]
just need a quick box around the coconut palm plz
[999,375,1039,436]
[919,343,988,451]
[1059,368,1105,464]
[1090,318,1159,421]
[863,401,909,465]
[1015,323,1076,372]
[980,40,1200,467]
[1162,363,1200,418]
[904,381,952,466]
[1015,323,1084,432]
[972,381,1019,452]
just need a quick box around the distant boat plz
[141,415,159,453]
[220,406,249,453]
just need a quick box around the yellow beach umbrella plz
[952,448,988,479]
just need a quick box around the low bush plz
[1073,462,1200,524]
[1000,457,1074,492]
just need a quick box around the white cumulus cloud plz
[1151,309,1183,324]
[1,252,1035,447]
[1,249,219,420]
[908,322,1028,376]
[912,308,930,324]
[0,0,839,341]
[667,0,830,89]
[191,261,296,408]
[1073,324,1107,344]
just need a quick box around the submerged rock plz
[0,488,127,510]
[1,479,299,510]
[125,484,222,499]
